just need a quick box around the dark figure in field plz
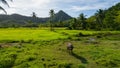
[67,43,74,54]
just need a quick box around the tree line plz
[48,3,120,31]
[0,0,120,30]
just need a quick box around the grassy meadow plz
[0,28,120,68]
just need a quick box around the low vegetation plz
[0,28,120,68]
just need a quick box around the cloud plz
[70,0,120,11]
[5,0,52,16]
[0,0,120,17]
[70,3,108,11]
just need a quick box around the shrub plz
[78,64,86,68]
[58,62,72,68]
[0,57,15,68]
[76,32,85,37]
[27,56,36,62]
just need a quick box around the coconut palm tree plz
[49,9,55,31]
[78,13,86,30]
[0,0,12,14]
[95,9,105,29]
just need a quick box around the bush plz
[78,64,86,68]
[67,36,72,40]
[58,62,72,68]
[76,32,85,37]
[96,35,102,38]
[0,58,15,68]
[26,56,36,62]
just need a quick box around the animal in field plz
[67,42,74,53]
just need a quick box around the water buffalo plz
[67,42,74,53]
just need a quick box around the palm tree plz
[49,9,55,31]
[32,12,37,18]
[78,13,86,29]
[0,0,12,14]
[95,9,105,29]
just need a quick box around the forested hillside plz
[44,2,120,30]
[86,2,120,30]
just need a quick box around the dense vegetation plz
[86,2,120,30]
[67,2,120,30]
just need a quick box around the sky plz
[0,0,120,17]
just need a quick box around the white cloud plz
[71,3,108,11]
[4,0,52,17]
[0,0,120,17]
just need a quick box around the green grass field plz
[0,28,120,68]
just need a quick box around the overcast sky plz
[0,0,120,17]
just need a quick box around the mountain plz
[0,14,49,24]
[53,10,72,22]
[0,10,72,26]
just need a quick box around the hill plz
[86,2,120,30]
[0,10,72,27]
[0,14,49,27]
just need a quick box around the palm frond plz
[0,0,12,14]
[1,0,10,7]
[0,6,7,14]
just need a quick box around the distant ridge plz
[0,10,72,25]
[0,14,49,23]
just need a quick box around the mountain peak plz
[53,10,72,22]
[58,10,65,13]
[57,10,70,16]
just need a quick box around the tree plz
[49,9,55,31]
[103,10,117,30]
[32,12,37,18]
[78,13,87,30]
[68,18,78,30]
[95,9,105,30]
[86,16,97,30]
[0,0,12,14]
[31,12,38,24]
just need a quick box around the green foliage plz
[78,13,87,30]
[67,13,88,30]
[24,20,38,27]
[68,18,78,30]
[86,3,120,30]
